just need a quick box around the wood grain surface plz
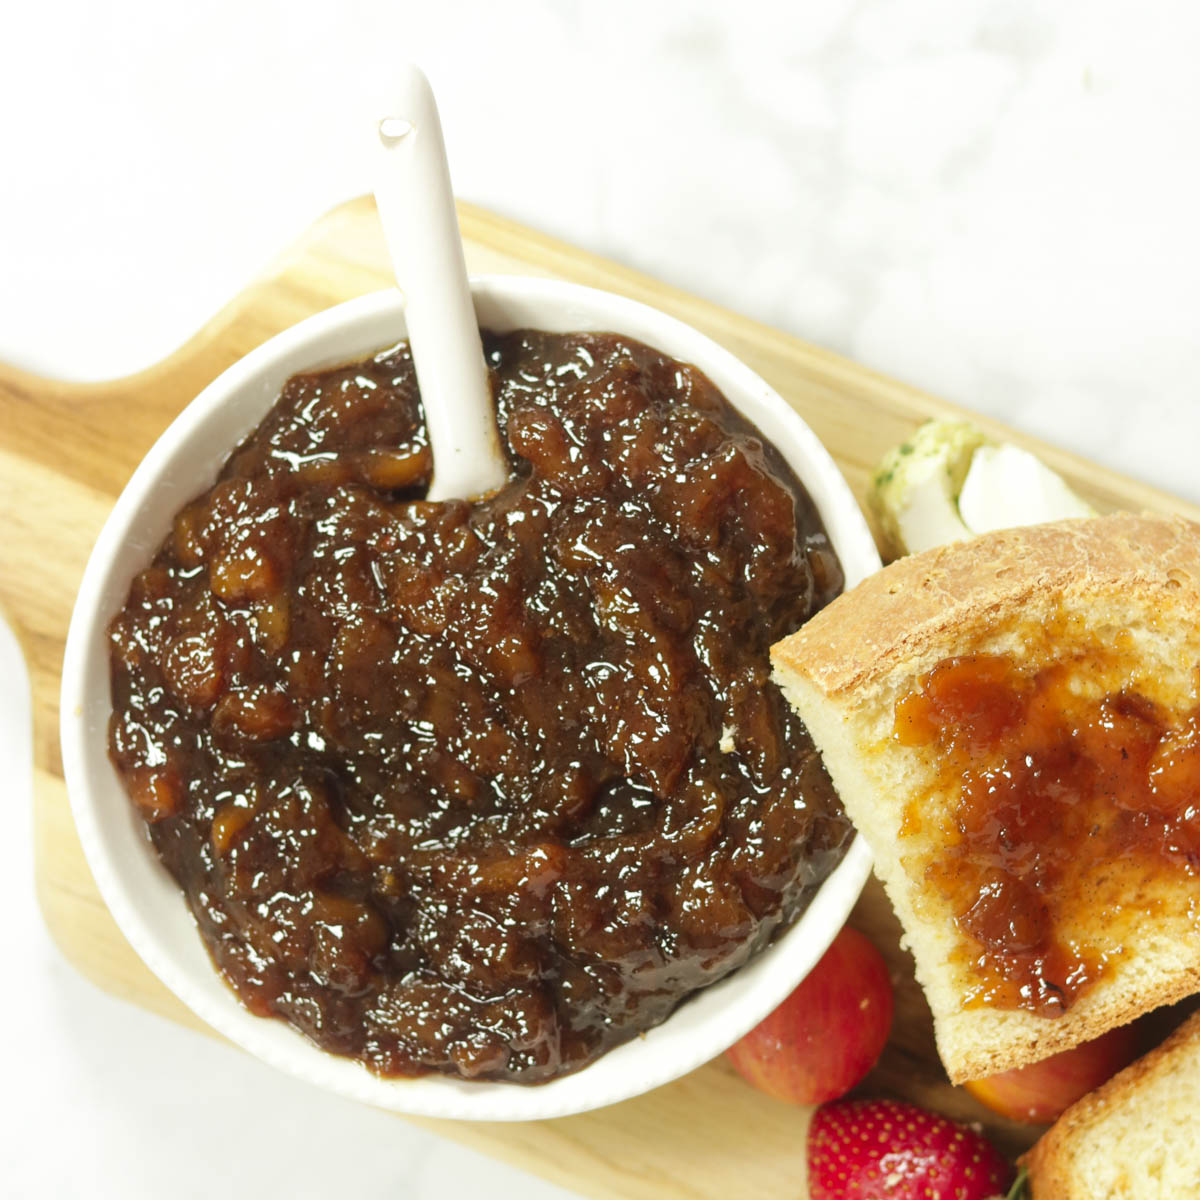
[6,196,1198,1199]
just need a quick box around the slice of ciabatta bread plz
[1023,1008,1200,1198]
[771,512,1200,1083]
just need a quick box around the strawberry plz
[808,1098,1013,1200]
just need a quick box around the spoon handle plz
[374,65,508,502]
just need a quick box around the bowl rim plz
[60,276,880,1121]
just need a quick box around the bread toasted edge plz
[774,511,1200,701]
[935,968,1200,1084]
[1021,1008,1200,1199]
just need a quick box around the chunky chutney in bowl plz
[106,325,854,1084]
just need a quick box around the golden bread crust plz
[943,972,1200,1084]
[773,512,1200,697]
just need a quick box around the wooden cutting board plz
[6,197,1198,1199]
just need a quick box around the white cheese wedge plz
[958,442,1096,535]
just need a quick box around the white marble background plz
[3,1,1198,1196]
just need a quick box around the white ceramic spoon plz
[373,65,508,502]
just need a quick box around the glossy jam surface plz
[895,651,1200,1017]
[108,330,850,1083]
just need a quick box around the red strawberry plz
[808,1098,1013,1200]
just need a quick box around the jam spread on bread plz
[108,330,849,1083]
[895,651,1200,1018]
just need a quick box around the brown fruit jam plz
[895,651,1200,1018]
[107,330,851,1083]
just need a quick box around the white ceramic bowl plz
[61,277,881,1121]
